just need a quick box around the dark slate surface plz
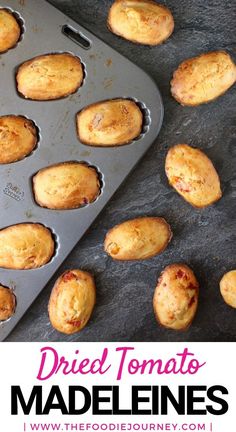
[7,0,236,342]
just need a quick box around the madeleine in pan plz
[33,162,101,210]
[77,99,143,146]
[0,115,38,164]
[171,51,236,106]
[16,53,84,100]
[165,144,222,208]
[108,0,174,46]
[0,285,16,321]
[153,263,199,331]
[0,223,55,270]
[0,9,21,53]
[104,216,172,260]
[220,270,236,308]
[48,269,96,335]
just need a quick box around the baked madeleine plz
[165,144,222,208]
[48,269,96,334]
[104,216,172,260]
[0,285,16,321]
[108,0,174,45]
[0,9,21,53]
[171,51,236,106]
[153,263,199,330]
[33,162,100,210]
[0,115,37,164]
[0,223,55,270]
[16,53,84,100]
[77,99,143,146]
[220,270,236,308]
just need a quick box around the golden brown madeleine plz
[16,53,84,100]
[0,115,37,164]
[0,223,55,270]
[108,0,174,46]
[33,162,100,210]
[0,285,16,321]
[77,99,143,146]
[0,9,21,53]
[171,51,236,106]
[153,263,199,331]
[220,270,236,308]
[165,144,222,208]
[104,216,172,260]
[48,269,96,334]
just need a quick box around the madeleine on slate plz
[48,270,96,334]
[165,144,222,208]
[153,264,199,331]
[220,270,236,309]
[108,0,174,45]
[104,217,172,260]
[171,51,236,106]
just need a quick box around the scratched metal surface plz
[3,0,236,342]
[0,0,163,340]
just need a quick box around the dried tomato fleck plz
[62,271,76,282]
[175,178,191,193]
[67,319,81,327]
[176,269,186,279]
[188,282,198,290]
[188,296,196,308]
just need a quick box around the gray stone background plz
[7,0,236,341]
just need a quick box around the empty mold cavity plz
[15,52,86,101]
[0,115,40,164]
[0,8,25,53]
[62,25,91,50]
[31,161,103,211]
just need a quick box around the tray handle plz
[62,24,91,50]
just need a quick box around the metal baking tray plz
[0,0,163,341]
